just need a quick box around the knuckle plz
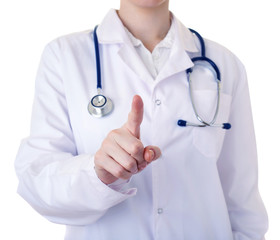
[108,129,120,138]
[124,158,137,172]
[94,150,103,164]
[114,166,126,178]
[94,160,102,170]
[94,154,106,170]
[101,138,111,149]
[130,141,143,156]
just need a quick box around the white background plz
[0,0,279,239]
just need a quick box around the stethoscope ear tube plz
[187,57,221,81]
[177,120,231,130]
[177,28,231,130]
[93,25,102,89]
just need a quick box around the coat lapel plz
[98,9,154,84]
[156,18,200,83]
[97,9,201,85]
[117,44,155,84]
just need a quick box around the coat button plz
[157,208,163,214]
[155,99,161,105]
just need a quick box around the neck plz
[118,1,171,52]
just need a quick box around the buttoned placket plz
[120,15,198,239]
[150,81,168,239]
[151,84,162,239]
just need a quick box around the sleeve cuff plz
[107,178,132,192]
[85,155,137,198]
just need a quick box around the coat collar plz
[97,9,130,44]
[96,9,200,84]
[97,9,199,53]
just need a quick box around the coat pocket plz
[191,90,232,159]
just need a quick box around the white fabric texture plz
[15,9,268,240]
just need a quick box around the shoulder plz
[201,38,247,95]
[204,38,245,70]
[38,29,97,69]
[44,29,94,54]
[175,16,245,74]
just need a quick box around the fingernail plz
[149,149,155,160]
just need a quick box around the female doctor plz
[15,0,268,239]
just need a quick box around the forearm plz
[16,149,136,225]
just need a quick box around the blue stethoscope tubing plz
[178,28,231,130]
[87,26,114,117]
[93,25,102,89]
[89,25,231,129]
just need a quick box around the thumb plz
[124,95,143,138]
[144,146,162,163]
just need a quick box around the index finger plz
[124,95,143,139]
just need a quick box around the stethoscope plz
[87,26,114,117]
[88,26,231,130]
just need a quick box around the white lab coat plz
[15,9,268,240]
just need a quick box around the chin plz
[131,0,168,8]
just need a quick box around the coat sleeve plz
[217,60,268,240]
[14,41,136,226]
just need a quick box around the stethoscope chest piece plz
[88,94,114,117]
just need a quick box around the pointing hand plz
[94,95,161,185]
